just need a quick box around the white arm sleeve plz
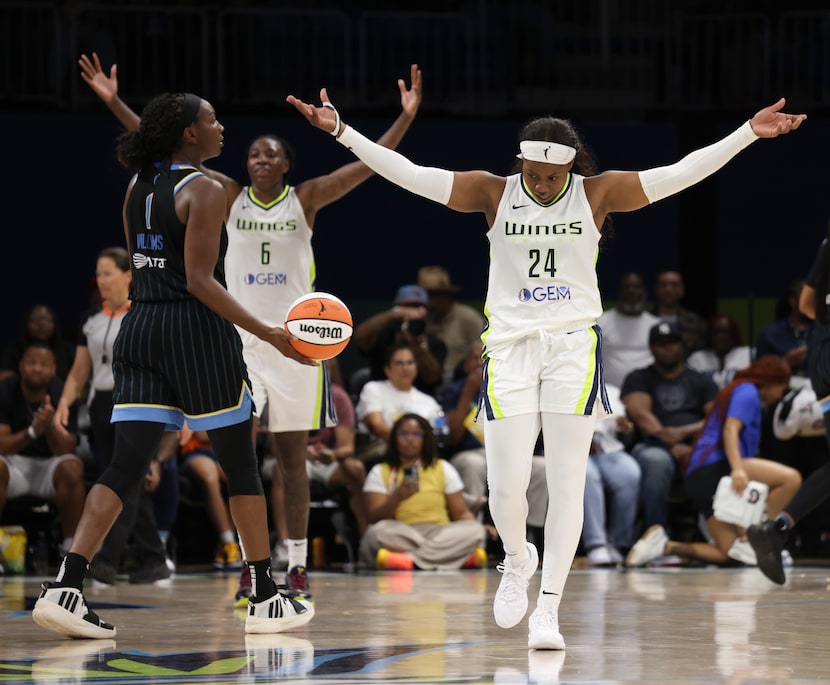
[638,120,759,204]
[337,125,454,205]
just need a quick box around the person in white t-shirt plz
[687,314,753,389]
[597,272,659,388]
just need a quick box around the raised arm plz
[585,98,807,221]
[81,53,242,211]
[287,88,505,224]
[295,64,423,221]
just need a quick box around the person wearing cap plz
[353,284,447,396]
[622,320,719,539]
[417,266,484,384]
[289,88,804,649]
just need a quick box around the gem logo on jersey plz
[245,273,287,286]
[132,253,167,269]
[518,285,572,302]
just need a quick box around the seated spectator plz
[582,385,641,566]
[626,356,801,567]
[756,279,813,384]
[687,314,753,389]
[443,340,546,530]
[177,422,243,571]
[651,270,708,355]
[0,342,86,557]
[622,321,719,535]
[416,266,484,386]
[597,273,659,388]
[355,344,442,459]
[359,413,487,570]
[353,285,447,396]
[261,382,367,560]
[0,305,76,382]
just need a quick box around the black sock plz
[248,558,277,600]
[56,552,89,590]
[773,515,790,534]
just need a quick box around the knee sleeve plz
[208,418,264,497]
[98,421,166,503]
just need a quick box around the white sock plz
[220,530,236,544]
[287,539,307,569]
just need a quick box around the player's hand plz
[749,98,806,138]
[399,64,422,118]
[79,52,118,103]
[264,326,319,366]
[286,88,340,135]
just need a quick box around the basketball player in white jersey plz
[78,53,422,601]
[289,89,805,649]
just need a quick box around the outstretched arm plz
[587,98,807,219]
[287,89,505,222]
[79,52,140,131]
[296,64,423,221]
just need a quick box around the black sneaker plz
[32,582,116,639]
[747,521,787,585]
[129,561,171,584]
[89,555,118,585]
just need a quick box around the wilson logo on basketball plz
[298,323,344,339]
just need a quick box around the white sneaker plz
[528,607,565,650]
[625,525,669,567]
[245,587,315,634]
[606,545,624,564]
[727,538,757,566]
[493,542,538,628]
[586,545,615,566]
[32,582,116,639]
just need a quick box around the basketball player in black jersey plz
[33,92,315,639]
[748,231,830,585]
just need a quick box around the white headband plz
[517,140,576,164]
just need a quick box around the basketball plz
[284,292,353,360]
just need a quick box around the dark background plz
[2,1,828,379]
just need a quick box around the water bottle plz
[434,410,450,450]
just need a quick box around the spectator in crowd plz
[54,246,170,585]
[622,321,719,535]
[353,285,447,396]
[626,356,801,568]
[355,344,443,454]
[360,413,487,570]
[597,273,659,388]
[0,342,86,557]
[756,279,813,382]
[651,270,708,354]
[417,266,484,385]
[582,385,640,566]
[687,314,753,389]
[0,305,76,383]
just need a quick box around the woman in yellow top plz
[360,413,486,570]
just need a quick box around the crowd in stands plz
[1,263,827,578]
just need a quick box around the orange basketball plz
[284,292,353,360]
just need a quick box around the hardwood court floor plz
[2,563,830,684]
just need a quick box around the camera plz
[401,318,426,337]
[403,465,419,481]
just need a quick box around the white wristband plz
[322,102,341,137]
[638,120,759,204]
[337,125,454,205]
[27,425,37,440]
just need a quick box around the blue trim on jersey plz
[144,193,153,230]
[480,357,495,421]
[174,171,205,195]
[582,324,611,415]
[112,386,254,431]
[820,394,830,414]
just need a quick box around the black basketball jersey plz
[125,163,228,302]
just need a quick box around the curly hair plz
[117,93,199,172]
[384,413,439,469]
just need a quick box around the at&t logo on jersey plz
[244,272,287,286]
[133,253,167,269]
[518,285,572,302]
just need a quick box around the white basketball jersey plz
[483,173,602,350]
[224,186,315,327]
